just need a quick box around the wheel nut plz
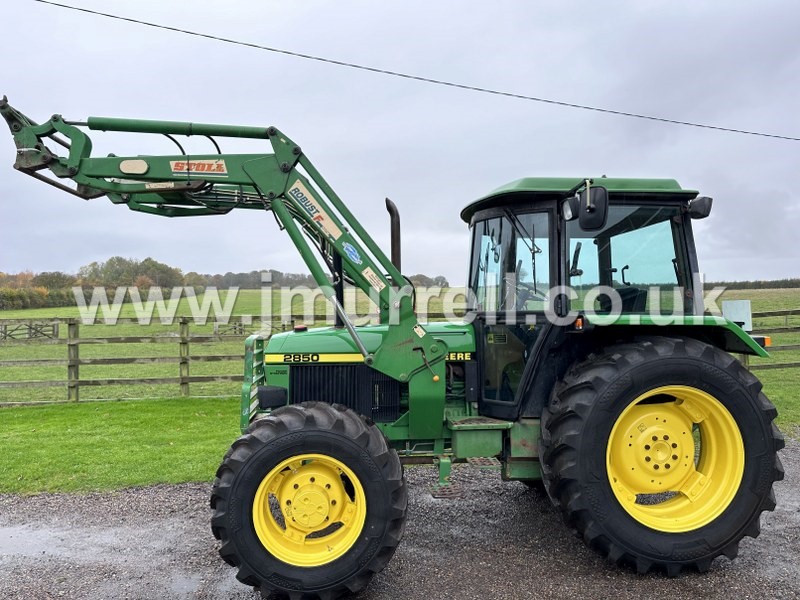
[653,465,660,470]
[663,435,670,440]
[645,445,651,450]
[665,464,671,469]
[672,455,678,460]
[645,457,651,462]
[652,436,658,441]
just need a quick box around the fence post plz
[67,319,80,402]
[179,317,190,397]
[739,353,750,371]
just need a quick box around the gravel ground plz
[1,441,798,600]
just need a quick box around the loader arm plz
[1,97,446,422]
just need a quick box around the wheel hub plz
[635,427,686,476]
[613,411,694,491]
[291,487,329,528]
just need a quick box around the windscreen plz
[468,211,551,312]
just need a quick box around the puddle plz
[170,572,203,595]
[0,520,185,563]
[0,524,67,557]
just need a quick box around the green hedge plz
[0,287,77,310]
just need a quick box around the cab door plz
[467,205,555,419]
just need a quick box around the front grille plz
[288,364,400,422]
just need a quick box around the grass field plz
[732,289,800,428]
[0,398,238,494]
[0,287,460,322]
[0,287,798,494]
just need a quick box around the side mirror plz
[578,186,609,231]
[688,196,713,219]
[562,195,580,221]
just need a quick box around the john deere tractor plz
[2,97,783,599]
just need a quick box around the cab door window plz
[468,210,551,404]
[469,211,551,313]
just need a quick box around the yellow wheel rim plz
[252,453,367,567]
[606,385,744,533]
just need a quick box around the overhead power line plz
[33,0,800,142]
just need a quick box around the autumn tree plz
[32,271,78,289]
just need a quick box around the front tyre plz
[211,402,407,599]
[540,337,784,575]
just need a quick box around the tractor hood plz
[265,321,476,357]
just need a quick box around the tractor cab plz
[461,178,710,419]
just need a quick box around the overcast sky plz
[2,0,799,285]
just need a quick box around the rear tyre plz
[211,402,407,599]
[540,337,784,574]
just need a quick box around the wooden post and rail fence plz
[1,309,799,405]
[0,316,287,405]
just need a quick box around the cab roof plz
[460,177,698,222]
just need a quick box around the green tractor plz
[2,97,784,599]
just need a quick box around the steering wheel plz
[515,280,547,308]
[499,259,547,310]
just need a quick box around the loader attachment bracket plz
[1,96,105,199]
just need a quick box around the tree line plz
[0,257,451,310]
[705,278,800,290]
